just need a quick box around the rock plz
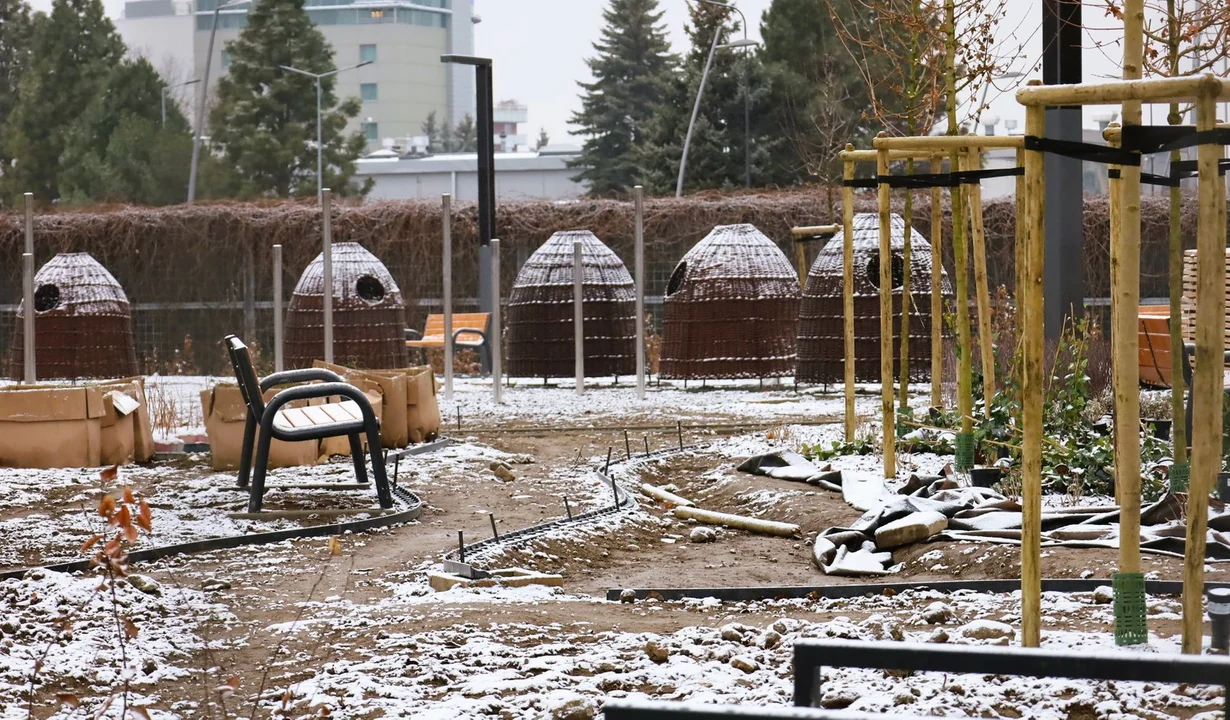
[893,692,916,706]
[0,620,17,635]
[820,691,857,709]
[730,655,759,674]
[720,624,746,642]
[959,619,1015,642]
[202,579,231,592]
[619,589,637,604]
[1093,585,1114,604]
[624,544,641,552]
[928,629,950,644]
[874,511,949,549]
[759,630,781,649]
[127,575,161,597]
[142,659,158,675]
[710,646,733,662]
[548,693,597,720]
[689,527,717,544]
[644,640,670,664]
[859,615,904,641]
[921,601,955,625]
[491,462,516,482]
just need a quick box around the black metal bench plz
[792,638,1230,714]
[224,335,390,513]
[603,699,928,719]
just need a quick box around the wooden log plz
[1015,73,1227,106]
[1104,122,1123,508]
[877,143,896,478]
[639,483,695,508]
[1183,92,1224,654]
[839,149,933,162]
[1021,98,1046,648]
[872,135,1024,150]
[843,148,857,442]
[671,506,800,537]
[951,154,973,438]
[964,147,996,415]
[931,153,944,409]
[791,224,840,237]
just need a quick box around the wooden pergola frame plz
[1016,72,1230,651]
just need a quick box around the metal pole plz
[316,78,323,204]
[634,185,646,400]
[491,238,503,404]
[476,63,495,314]
[273,244,284,373]
[322,188,334,364]
[442,193,454,402]
[675,27,722,198]
[742,30,750,187]
[24,192,33,256]
[188,3,228,204]
[574,239,585,395]
[22,253,34,384]
[161,88,167,127]
[243,243,256,343]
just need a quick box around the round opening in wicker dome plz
[506,230,637,379]
[7,252,138,380]
[796,212,952,385]
[659,223,800,380]
[284,242,409,370]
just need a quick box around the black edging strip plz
[604,578,1230,602]
[0,439,457,581]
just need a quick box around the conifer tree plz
[0,0,33,176]
[451,113,477,152]
[569,0,676,196]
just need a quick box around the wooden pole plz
[634,186,646,401]
[1021,98,1046,648]
[22,193,34,385]
[874,135,1024,150]
[1015,73,1226,106]
[1183,92,1223,654]
[1014,149,1025,311]
[442,193,454,403]
[273,244,284,373]
[491,238,503,404]
[574,239,585,396]
[876,142,896,478]
[930,154,943,409]
[843,147,857,442]
[321,188,334,365]
[964,148,995,414]
[1104,123,1122,507]
[951,159,973,442]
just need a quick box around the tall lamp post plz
[280,60,373,203]
[188,0,248,204]
[675,0,757,198]
[163,78,200,127]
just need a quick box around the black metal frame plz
[404,326,489,368]
[792,639,1230,713]
[603,699,928,719]
[224,335,390,513]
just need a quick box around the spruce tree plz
[569,0,676,196]
[209,0,368,198]
[2,0,123,202]
[421,110,445,153]
[451,113,477,152]
[533,128,550,150]
[0,0,33,175]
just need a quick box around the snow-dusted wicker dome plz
[8,252,137,379]
[797,213,952,384]
[284,242,408,369]
[506,230,637,378]
[659,224,800,380]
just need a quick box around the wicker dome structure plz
[284,242,408,369]
[660,224,800,380]
[797,212,952,384]
[506,230,637,379]
[7,252,137,380]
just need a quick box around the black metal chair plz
[224,335,391,513]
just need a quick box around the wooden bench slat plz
[277,407,314,428]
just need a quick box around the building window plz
[221,50,231,68]
[362,122,378,141]
[369,9,384,19]
[360,44,376,63]
[360,83,378,102]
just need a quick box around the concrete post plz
[273,244,284,373]
[22,253,34,384]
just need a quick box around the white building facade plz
[355,147,588,201]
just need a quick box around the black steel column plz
[1042,0,1083,338]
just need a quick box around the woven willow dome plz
[285,242,408,369]
[506,230,637,378]
[8,253,137,379]
[660,224,800,380]
[797,212,952,384]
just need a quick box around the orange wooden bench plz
[405,313,490,365]
[1138,306,1174,388]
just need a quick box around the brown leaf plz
[100,464,119,485]
[99,494,116,518]
[123,523,139,543]
[123,485,135,504]
[123,617,139,639]
[128,707,151,720]
[103,536,122,557]
[80,534,103,553]
[115,505,132,529]
[55,693,79,708]
[226,676,241,690]
[136,499,152,532]
[93,693,116,720]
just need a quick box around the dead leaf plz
[123,485,134,504]
[55,693,79,708]
[80,534,103,553]
[136,499,152,532]
[123,523,138,543]
[100,464,119,485]
[128,707,151,720]
[115,505,132,529]
[93,693,116,720]
[329,536,341,556]
[123,617,139,639]
[99,495,116,518]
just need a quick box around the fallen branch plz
[672,506,800,537]
[639,484,695,508]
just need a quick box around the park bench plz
[224,335,390,514]
[792,638,1230,713]
[1138,305,1175,388]
[603,699,926,719]
[405,312,491,368]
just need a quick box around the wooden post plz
[876,142,896,478]
[1182,92,1223,654]
[442,193,454,403]
[964,147,996,413]
[1020,97,1046,648]
[1014,149,1025,310]
[491,238,503,404]
[321,188,334,365]
[574,239,585,396]
[843,146,857,442]
[22,193,34,385]
[634,185,646,401]
[951,151,973,442]
[930,154,944,409]
[1104,124,1122,506]
[273,244,284,373]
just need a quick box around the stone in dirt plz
[689,527,717,544]
[820,690,857,709]
[874,511,948,549]
[959,619,1015,642]
[127,575,161,597]
[720,624,747,642]
[759,629,781,649]
[928,629,950,643]
[644,640,670,664]
[202,579,231,592]
[619,589,637,604]
[491,461,516,482]
[730,655,759,673]
[547,692,597,720]
[921,601,955,624]
[1093,585,1114,604]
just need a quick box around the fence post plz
[491,238,503,404]
[22,252,35,384]
[442,193,454,402]
[634,185,646,400]
[574,239,585,396]
[273,244,284,373]
[322,188,334,365]
[243,242,256,343]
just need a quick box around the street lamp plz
[188,0,248,204]
[162,78,200,127]
[675,0,758,198]
[281,60,373,203]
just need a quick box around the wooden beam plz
[964,148,996,415]
[873,135,1024,150]
[930,153,944,409]
[839,148,934,162]
[791,224,840,237]
[1183,92,1224,654]
[843,149,857,443]
[1104,122,1123,509]
[876,143,896,478]
[1021,98,1046,649]
[1015,73,1227,107]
